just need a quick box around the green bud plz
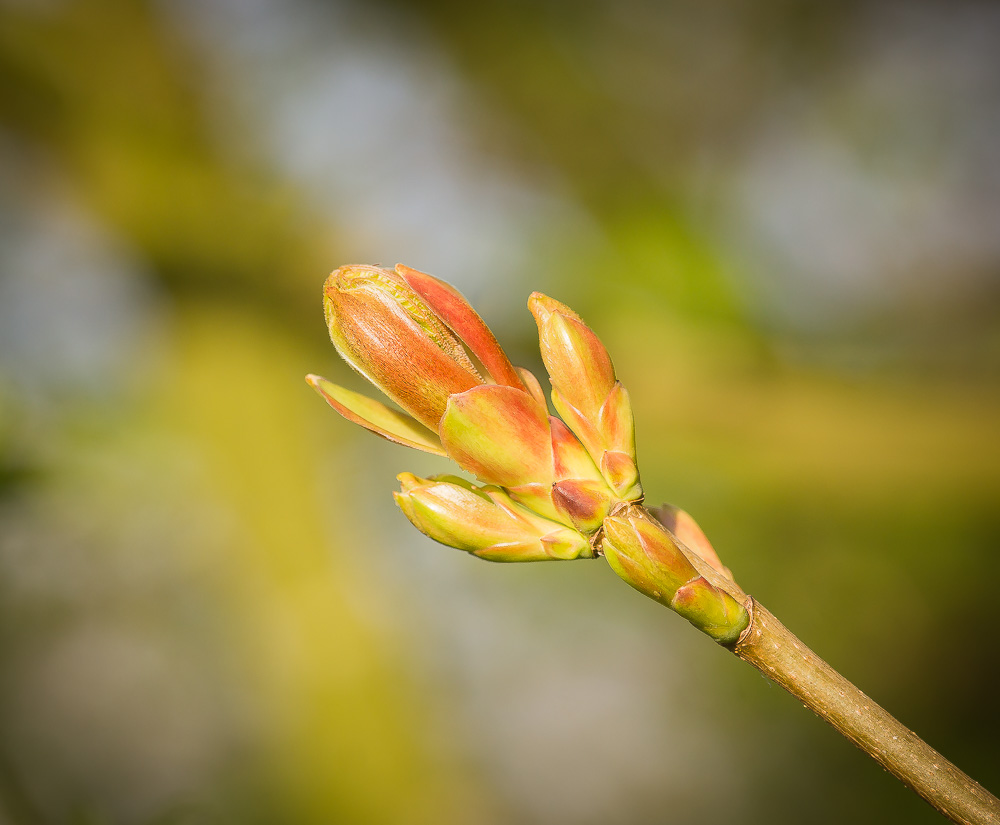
[394,473,593,562]
[602,505,749,644]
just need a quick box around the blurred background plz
[1,0,998,823]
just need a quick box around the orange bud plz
[311,265,639,543]
[529,293,616,422]
[528,292,642,501]
[323,264,483,430]
[395,264,524,390]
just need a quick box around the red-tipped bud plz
[529,293,642,501]
[529,294,615,421]
[323,265,483,430]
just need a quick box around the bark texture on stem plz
[734,599,1000,825]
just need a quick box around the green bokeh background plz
[1,1,998,823]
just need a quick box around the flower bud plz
[324,265,483,430]
[310,265,631,544]
[310,264,552,477]
[529,294,615,422]
[528,293,642,501]
[394,473,593,562]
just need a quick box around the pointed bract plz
[652,503,730,578]
[541,532,594,561]
[598,382,636,457]
[601,450,641,500]
[550,387,604,463]
[306,374,447,455]
[516,367,548,410]
[549,417,605,483]
[503,481,562,524]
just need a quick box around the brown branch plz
[732,600,1000,825]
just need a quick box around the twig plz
[732,600,1000,825]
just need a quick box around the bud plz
[528,293,642,501]
[311,265,546,478]
[309,264,621,535]
[311,266,749,637]
[601,505,748,644]
[394,473,593,562]
[323,264,485,430]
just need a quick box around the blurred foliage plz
[0,0,331,320]
[0,1,998,824]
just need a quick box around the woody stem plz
[731,599,1000,825]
